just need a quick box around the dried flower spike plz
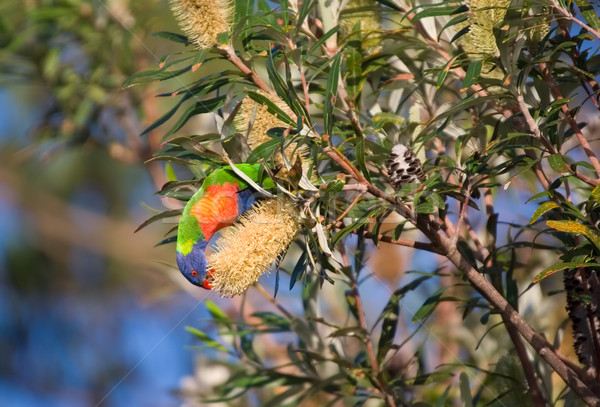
[207,198,301,297]
[170,0,231,48]
[236,92,312,180]
[386,144,426,188]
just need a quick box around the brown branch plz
[439,242,600,405]
[219,45,274,94]
[329,142,600,403]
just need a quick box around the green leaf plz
[122,62,193,88]
[575,0,600,30]
[228,374,273,388]
[164,96,227,138]
[135,209,181,233]
[305,26,340,59]
[415,201,436,214]
[345,45,364,97]
[548,153,569,173]
[151,31,189,45]
[185,326,231,353]
[290,251,307,290]
[533,262,600,283]
[222,133,251,163]
[332,214,373,246]
[247,137,283,162]
[234,0,253,26]
[328,326,365,338]
[459,372,473,407]
[252,311,291,331]
[409,4,463,21]
[345,290,360,321]
[546,220,600,250]
[590,185,600,204]
[437,55,459,88]
[324,53,341,136]
[246,91,295,127]
[461,60,483,90]
[534,41,577,62]
[205,301,231,327]
[412,286,448,322]
[165,162,177,182]
[376,276,430,360]
[154,235,178,247]
[529,201,560,224]
[392,222,405,240]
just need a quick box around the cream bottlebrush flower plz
[169,0,231,48]
[207,198,301,297]
[460,0,511,57]
[236,91,312,179]
[339,0,381,51]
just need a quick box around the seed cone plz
[207,198,301,297]
[564,268,600,370]
[169,0,231,48]
[236,91,313,180]
[386,144,426,188]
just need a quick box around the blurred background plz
[1,1,592,406]
[0,1,218,405]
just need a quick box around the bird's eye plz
[191,270,198,277]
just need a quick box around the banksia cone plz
[236,92,312,180]
[386,144,426,188]
[207,198,301,297]
[459,0,511,57]
[169,0,231,48]
[339,0,381,51]
[564,268,600,372]
[528,18,550,44]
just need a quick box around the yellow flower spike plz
[235,91,313,180]
[207,198,301,297]
[169,0,232,49]
[339,0,382,51]
[460,0,511,57]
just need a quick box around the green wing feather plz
[176,164,274,255]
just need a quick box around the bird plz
[176,163,274,289]
[386,144,426,188]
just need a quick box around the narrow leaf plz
[324,54,341,136]
[533,262,600,283]
[529,201,560,225]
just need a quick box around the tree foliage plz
[132,0,600,405]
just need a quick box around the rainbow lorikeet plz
[176,164,274,289]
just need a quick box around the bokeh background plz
[0,1,219,405]
[2,1,598,406]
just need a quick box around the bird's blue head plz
[176,241,213,290]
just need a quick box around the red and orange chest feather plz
[189,182,240,240]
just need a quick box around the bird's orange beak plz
[202,269,214,290]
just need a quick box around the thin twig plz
[538,61,600,177]
[219,45,274,94]
[516,93,600,186]
[341,249,397,407]
[482,189,546,407]
[551,1,600,41]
